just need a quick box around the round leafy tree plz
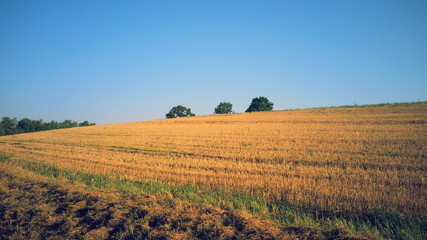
[214,102,233,114]
[245,97,274,112]
[166,105,196,118]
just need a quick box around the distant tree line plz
[0,117,95,136]
[166,96,274,118]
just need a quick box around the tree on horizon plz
[214,102,233,114]
[245,97,274,112]
[166,105,196,119]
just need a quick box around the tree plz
[32,119,45,131]
[0,121,4,136]
[79,121,96,127]
[1,117,95,136]
[166,105,196,119]
[2,117,18,129]
[79,121,90,127]
[17,118,34,132]
[245,96,274,112]
[1,117,18,135]
[214,102,233,114]
[47,120,60,130]
[61,120,78,128]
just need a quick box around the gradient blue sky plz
[1,1,426,124]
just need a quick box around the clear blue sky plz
[1,1,426,124]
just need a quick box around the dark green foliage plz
[1,117,18,135]
[61,120,78,128]
[0,117,96,136]
[166,105,196,119]
[48,120,60,129]
[78,121,96,127]
[245,97,274,112]
[17,118,34,132]
[1,117,18,130]
[214,102,233,114]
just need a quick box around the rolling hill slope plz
[1,102,426,239]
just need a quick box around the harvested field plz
[1,102,426,239]
[0,163,368,240]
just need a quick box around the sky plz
[1,1,426,124]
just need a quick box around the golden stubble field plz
[1,103,426,216]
